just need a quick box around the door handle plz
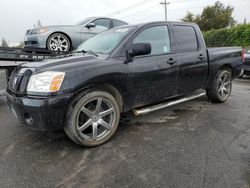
[167,58,176,65]
[198,54,205,60]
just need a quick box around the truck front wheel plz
[64,90,120,147]
[206,69,232,103]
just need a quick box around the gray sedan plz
[24,17,127,52]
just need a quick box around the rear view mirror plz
[132,43,151,57]
[86,22,96,29]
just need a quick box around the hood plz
[45,25,76,29]
[19,54,105,73]
[27,25,79,33]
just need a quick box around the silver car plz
[24,17,127,52]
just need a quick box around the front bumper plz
[24,33,48,49]
[6,91,73,130]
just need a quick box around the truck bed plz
[207,47,243,79]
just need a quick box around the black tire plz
[47,33,71,52]
[64,90,120,147]
[206,69,232,103]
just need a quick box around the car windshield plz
[247,49,250,54]
[76,27,135,54]
[76,17,94,25]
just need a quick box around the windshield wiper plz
[81,50,98,57]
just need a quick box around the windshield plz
[76,27,135,54]
[247,49,250,54]
[76,17,94,25]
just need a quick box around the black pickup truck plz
[6,22,243,147]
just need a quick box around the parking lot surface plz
[0,79,250,188]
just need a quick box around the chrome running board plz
[133,92,206,115]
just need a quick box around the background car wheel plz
[47,33,71,52]
[206,69,232,103]
[64,90,120,147]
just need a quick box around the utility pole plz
[160,0,170,21]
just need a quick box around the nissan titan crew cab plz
[6,22,243,147]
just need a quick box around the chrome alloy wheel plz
[218,72,232,100]
[48,33,70,52]
[76,97,116,142]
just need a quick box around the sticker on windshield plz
[115,28,129,32]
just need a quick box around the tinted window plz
[133,26,171,55]
[173,25,198,52]
[113,20,126,28]
[92,19,110,29]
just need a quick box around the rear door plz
[127,24,178,107]
[172,24,208,94]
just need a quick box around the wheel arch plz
[218,64,233,74]
[71,83,125,112]
[205,64,233,89]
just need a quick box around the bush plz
[203,24,250,47]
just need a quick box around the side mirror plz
[132,43,151,57]
[86,22,96,29]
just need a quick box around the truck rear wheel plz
[64,91,120,147]
[206,69,232,103]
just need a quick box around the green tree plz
[181,11,195,23]
[1,38,8,47]
[182,1,236,31]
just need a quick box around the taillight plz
[242,48,245,64]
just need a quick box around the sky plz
[0,0,249,44]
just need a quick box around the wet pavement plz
[0,78,250,188]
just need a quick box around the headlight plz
[31,27,49,34]
[27,71,65,93]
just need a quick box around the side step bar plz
[133,92,206,115]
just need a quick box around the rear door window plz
[173,25,198,52]
[133,25,171,55]
[113,20,127,28]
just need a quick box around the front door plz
[127,25,178,108]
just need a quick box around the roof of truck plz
[116,21,197,28]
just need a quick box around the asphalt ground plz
[0,78,250,188]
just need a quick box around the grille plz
[9,73,23,92]
[24,41,38,45]
[9,69,33,94]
